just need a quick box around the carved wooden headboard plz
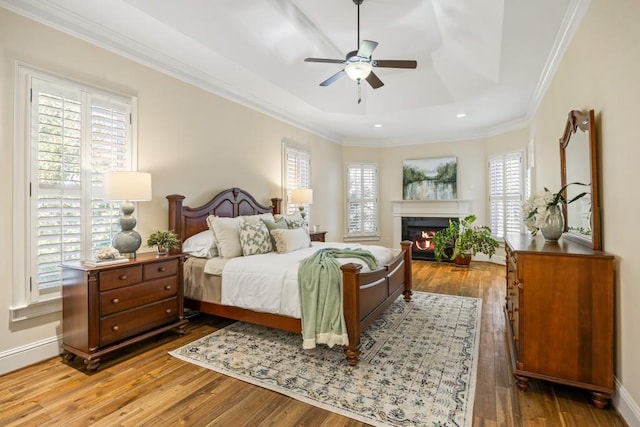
[167,187,282,242]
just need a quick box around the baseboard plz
[0,335,62,375]
[615,377,640,427]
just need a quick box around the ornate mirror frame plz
[559,109,601,250]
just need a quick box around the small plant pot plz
[156,246,168,256]
[454,254,472,266]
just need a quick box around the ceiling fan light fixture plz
[345,61,372,81]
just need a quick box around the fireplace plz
[402,216,457,261]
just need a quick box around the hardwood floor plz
[0,261,627,426]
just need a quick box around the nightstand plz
[309,231,327,242]
[61,252,188,371]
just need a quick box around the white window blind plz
[17,69,134,311]
[346,163,378,236]
[489,152,524,238]
[283,144,311,215]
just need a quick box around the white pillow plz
[270,228,311,254]
[182,230,217,258]
[208,216,243,258]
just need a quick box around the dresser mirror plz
[559,109,601,250]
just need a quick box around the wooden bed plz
[167,187,412,366]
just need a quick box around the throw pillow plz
[239,220,273,256]
[207,216,243,258]
[262,217,288,247]
[270,227,311,254]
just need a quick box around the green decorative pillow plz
[262,217,288,247]
[239,220,273,256]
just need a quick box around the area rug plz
[169,292,481,427]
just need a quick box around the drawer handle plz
[119,274,127,280]
[112,298,120,304]
[164,285,172,290]
[165,309,172,314]
[158,267,166,272]
[112,325,119,332]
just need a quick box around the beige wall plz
[530,0,640,414]
[343,127,529,248]
[0,9,341,360]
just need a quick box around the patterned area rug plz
[169,292,481,427]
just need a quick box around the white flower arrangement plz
[522,190,558,235]
[522,182,588,236]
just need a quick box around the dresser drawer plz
[99,265,143,291]
[100,277,178,316]
[143,258,179,281]
[100,298,179,346]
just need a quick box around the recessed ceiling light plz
[456,113,466,118]
[374,124,383,128]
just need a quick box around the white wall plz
[0,8,342,371]
[530,0,640,422]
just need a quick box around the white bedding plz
[204,242,398,319]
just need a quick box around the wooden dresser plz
[504,234,614,407]
[62,252,188,371]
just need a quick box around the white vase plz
[540,205,564,242]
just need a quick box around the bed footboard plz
[341,241,413,366]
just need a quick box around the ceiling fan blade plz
[320,70,346,87]
[366,71,384,89]
[374,60,417,69]
[357,40,378,58]
[305,58,345,64]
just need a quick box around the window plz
[282,143,311,215]
[346,162,378,238]
[488,151,524,239]
[12,65,136,320]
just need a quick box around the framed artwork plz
[403,157,457,200]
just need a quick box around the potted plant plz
[146,230,181,255]
[433,215,499,265]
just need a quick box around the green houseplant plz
[146,230,181,255]
[433,215,499,265]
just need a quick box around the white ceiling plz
[2,0,587,146]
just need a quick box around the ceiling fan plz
[304,0,417,101]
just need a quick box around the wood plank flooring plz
[0,261,627,426]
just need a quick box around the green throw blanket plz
[298,248,379,349]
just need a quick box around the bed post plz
[401,240,413,301]
[270,197,282,215]
[167,194,185,242]
[341,263,362,366]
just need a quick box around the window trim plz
[488,150,525,240]
[11,63,138,321]
[344,162,379,240]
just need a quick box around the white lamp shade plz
[345,61,372,80]
[291,188,313,205]
[103,171,152,201]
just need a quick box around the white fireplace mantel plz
[392,199,472,244]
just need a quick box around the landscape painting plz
[403,157,457,200]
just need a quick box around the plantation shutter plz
[284,145,311,215]
[30,77,132,294]
[488,152,524,239]
[346,163,378,236]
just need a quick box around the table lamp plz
[291,188,313,220]
[103,171,152,258]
